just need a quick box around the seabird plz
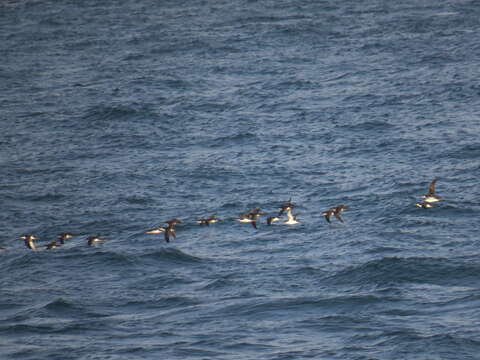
[284,209,300,225]
[422,179,442,203]
[87,236,105,247]
[165,218,182,227]
[45,241,59,250]
[278,198,295,216]
[20,234,37,250]
[249,208,264,217]
[322,205,349,223]
[164,218,182,243]
[164,227,176,242]
[235,209,263,229]
[57,232,74,244]
[235,213,257,228]
[197,215,219,226]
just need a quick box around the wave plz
[337,120,396,132]
[218,294,388,318]
[198,277,237,291]
[122,295,201,311]
[442,143,480,160]
[120,194,151,205]
[210,132,258,147]
[7,165,76,176]
[28,193,67,202]
[52,250,139,271]
[378,332,480,356]
[80,103,155,123]
[42,298,109,320]
[0,323,54,335]
[328,257,480,287]
[142,247,204,264]
[43,297,77,312]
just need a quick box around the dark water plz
[1,0,480,359]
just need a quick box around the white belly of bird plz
[146,228,164,234]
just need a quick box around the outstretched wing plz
[334,212,344,223]
[428,179,437,195]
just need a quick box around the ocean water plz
[1,0,480,359]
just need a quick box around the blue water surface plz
[1,0,480,359]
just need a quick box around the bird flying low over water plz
[249,208,264,217]
[164,218,182,243]
[197,215,219,226]
[164,228,175,242]
[235,212,257,229]
[236,209,263,229]
[45,241,59,250]
[284,209,300,225]
[87,236,105,247]
[278,199,295,216]
[165,218,182,227]
[322,205,349,223]
[20,234,38,250]
[422,179,442,203]
[57,232,74,244]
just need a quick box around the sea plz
[1,0,480,359]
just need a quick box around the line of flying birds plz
[9,179,442,251]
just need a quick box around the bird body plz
[322,205,349,223]
[45,241,59,249]
[87,236,105,247]
[422,179,442,203]
[284,209,299,225]
[164,219,182,242]
[57,232,74,244]
[278,199,295,216]
[20,234,37,250]
[197,215,219,226]
[235,214,257,229]
[235,209,262,229]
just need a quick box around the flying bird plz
[422,179,442,203]
[20,234,38,250]
[164,219,182,243]
[235,209,263,229]
[278,199,295,216]
[322,205,349,223]
[197,215,219,226]
[45,241,59,250]
[57,232,74,244]
[87,236,105,247]
[284,209,300,225]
